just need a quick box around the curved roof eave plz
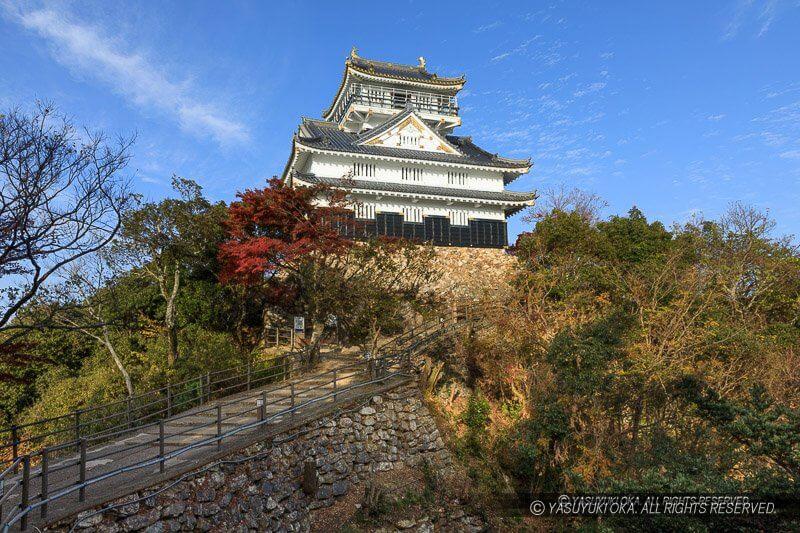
[293,174,537,205]
[292,141,532,174]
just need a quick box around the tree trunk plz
[368,319,381,378]
[306,320,325,368]
[102,327,134,397]
[164,267,180,367]
[260,305,284,349]
[631,392,644,449]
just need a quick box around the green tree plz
[116,177,226,367]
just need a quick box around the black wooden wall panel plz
[337,211,507,248]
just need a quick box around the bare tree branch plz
[0,102,133,340]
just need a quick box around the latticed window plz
[402,206,423,223]
[448,210,469,226]
[399,134,419,148]
[447,171,468,186]
[401,167,423,181]
[355,203,375,219]
[353,162,375,177]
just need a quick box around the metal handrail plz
[1,302,496,530]
[2,305,486,459]
[0,349,411,531]
[0,349,298,465]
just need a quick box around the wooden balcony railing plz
[332,82,459,123]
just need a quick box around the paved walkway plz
[0,351,390,531]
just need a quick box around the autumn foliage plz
[218,178,438,361]
[219,178,352,285]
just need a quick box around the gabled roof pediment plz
[288,117,532,174]
[356,108,462,155]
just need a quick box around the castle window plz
[399,134,419,148]
[353,162,375,177]
[448,210,469,226]
[401,167,423,182]
[447,171,468,186]
[402,206,423,223]
[393,90,408,109]
[355,203,375,219]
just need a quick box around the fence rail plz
[0,330,297,471]
[0,349,411,531]
[0,301,495,531]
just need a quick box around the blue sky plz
[2,0,800,241]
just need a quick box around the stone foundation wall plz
[428,246,518,300]
[54,383,450,532]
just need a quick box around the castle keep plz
[282,48,536,248]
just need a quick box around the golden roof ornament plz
[418,56,426,69]
[350,46,359,59]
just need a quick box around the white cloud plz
[723,0,789,40]
[779,150,800,159]
[573,82,606,97]
[757,0,778,36]
[474,21,502,33]
[723,0,754,40]
[4,4,248,145]
[707,114,726,121]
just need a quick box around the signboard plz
[293,316,305,332]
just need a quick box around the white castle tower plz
[281,48,535,247]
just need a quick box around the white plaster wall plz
[347,193,505,223]
[304,153,505,192]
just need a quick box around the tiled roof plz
[295,118,531,171]
[347,55,465,86]
[294,173,537,205]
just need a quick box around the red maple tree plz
[219,178,356,360]
[219,178,438,366]
[219,178,352,285]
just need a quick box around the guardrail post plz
[205,372,211,403]
[78,439,86,502]
[259,391,267,422]
[333,369,338,401]
[40,448,49,519]
[290,382,295,418]
[275,328,280,347]
[20,455,29,531]
[11,424,18,474]
[159,420,165,473]
[126,398,132,429]
[246,360,252,392]
[216,405,222,452]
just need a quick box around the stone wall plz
[428,246,518,300]
[53,383,451,532]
